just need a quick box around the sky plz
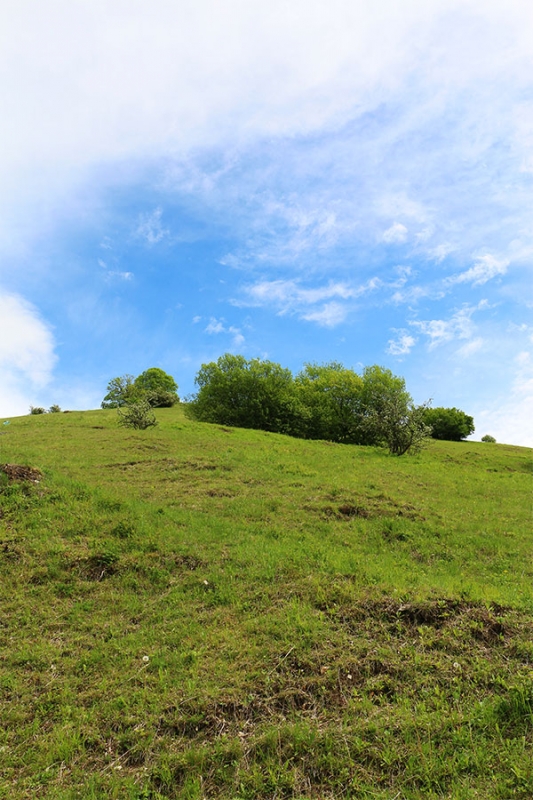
[1,0,532,446]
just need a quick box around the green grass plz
[0,406,532,799]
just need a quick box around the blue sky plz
[1,0,532,445]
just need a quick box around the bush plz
[423,407,475,441]
[363,396,431,456]
[117,400,158,430]
[48,405,61,413]
[482,434,496,443]
[29,406,46,415]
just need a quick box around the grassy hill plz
[1,406,532,799]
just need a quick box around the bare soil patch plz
[0,463,43,483]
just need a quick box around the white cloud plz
[205,318,226,335]
[301,302,348,328]
[447,254,509,286]
[106,271,133,281]
[474,350,533,446]
[456,336,484,358]
[387,331,416,356]
[2,1,532,265]
[410,302,487,349]
[135,208,169,245]
[382,222,408,243]
[204,317,244,346]
[0,291,56,416]
[238,277,381,324]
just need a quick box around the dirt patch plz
[0,463,43,483]
[309,493,425,521]
[174,555,207,570]
[71,553,119,581]
[335,597,509,640]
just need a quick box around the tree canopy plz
[186,354,304,435]
[101,369,179,409]
[423,407,475,441]
[186,354,440,455]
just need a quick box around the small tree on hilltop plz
[101,375,136,408]
[102,369,179,409]
[481,434,496,443]
[134,368,179,407]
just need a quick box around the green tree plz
[295,362,364,442]
[101,375,136,409]
[186,354,304,434]
[358,365,412,445]
[423,407,475,441]
[133,368,179,407]
[365,396,431,455]
[102,369,179,409]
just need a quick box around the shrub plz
[117,400,158,430]
[423,407,475,441]
[29,406,46,415]
[482,434,496,443]
[48,405,61,413]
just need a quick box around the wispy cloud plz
[382,222,408,243]
[135,208,169,245]
[410,301,488,349]
[204,317,244,346]
[446,254,509,286]
[387,330,416,356]
[237,277,381,326]
[301,302,348,328]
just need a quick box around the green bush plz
[29,406,46,415]
[423,407,475,441]
[482,434,496,443]
[117,400,158,430]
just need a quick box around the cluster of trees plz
[101,358,476,450]
[101,368,179,409]
[184,354,474,455]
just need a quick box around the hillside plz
[1,406,532,799]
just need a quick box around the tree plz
[423,407,475,441]
[295,362,364,443]
[101,369,179,409]
[101,375,136,408]
[481,434,496,443]
[185,354,304,434]
[134,368,179,407]
[365,396,431,455]
[357,366,413,446]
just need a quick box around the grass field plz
[0,406,532,799]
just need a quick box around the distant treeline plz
[184,354,475,454]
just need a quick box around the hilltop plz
[1,406,532,799]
